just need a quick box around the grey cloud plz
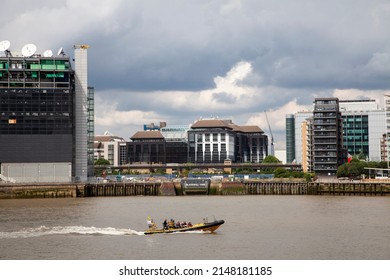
[2,0,390,139]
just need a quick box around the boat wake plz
[0,226,144,239]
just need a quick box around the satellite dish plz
[57,47,64,56]
[0,40,10,52]
[21,43,37,57]
[43,49,53,57]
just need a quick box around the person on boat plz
[168,219,175,228]
[187,222,192,227]
[147,216,155,228]
[175,221,181,228]
[163,219,168,230]
[181,221,187,228]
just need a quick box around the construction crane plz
[264,110,274,156]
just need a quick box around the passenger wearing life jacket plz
[147,216,156,229]
[168,219,175,228]
[163,219,168,230]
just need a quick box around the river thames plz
[1,196,389,260]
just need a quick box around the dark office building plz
[0,57,73,162]
[0,42,92,182]
[233,125,268,163]
[127,131,188,164]
[165,141,188,163]
[313,98,346,176]
[285,114,296,163]
[127,131,165,163]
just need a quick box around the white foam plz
[0,226,144,239]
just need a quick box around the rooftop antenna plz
[264,110,275,156]
[43,49,53,57]
[21,43,37,57]
[57,47,65,56]
[0,40,12,57]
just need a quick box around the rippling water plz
[1,196,389,259]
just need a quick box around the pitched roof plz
[191,119,233,129]
[191,119,264,134]
[235,125,264,133]
[130,131,164,140]
[95,135,125,142]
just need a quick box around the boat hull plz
[144,219,224,235]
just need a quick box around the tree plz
[337,160,367,179]
[262,155,281,163]
[261,155,281,173]
[94,157,110,165]
[274,167,289,178]
[336,163,349,177]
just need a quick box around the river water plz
[0,196,389,260]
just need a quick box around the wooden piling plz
[83,182,161,197]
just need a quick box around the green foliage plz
[262,155,281,163]
[273,167,288,178]
[336,164,348,177]
[94,157,110,165]
[304,172,315,182]
[153,168,166,175]
[180,169,190,177]
[273,167,310,180]
[261,155,281,173]
[357,152,366,160]
[235,167,255,174]
[337,160,389,178]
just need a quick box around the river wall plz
[1,180,390,198]
[0,183,82,199]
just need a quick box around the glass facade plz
[87,86,94,176]
[294,100,385,165]
[188,130,237,163]
[285,114,295,163]
[385,95,390,167]
[188,124,267,164]
[127,141,188,164]
[0,56,74,164]
[0,47,92,182]
[343,114,369,159]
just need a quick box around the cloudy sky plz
[2,0,390,150]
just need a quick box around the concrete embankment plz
[0,183,83,199]
[1,180,390,198]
